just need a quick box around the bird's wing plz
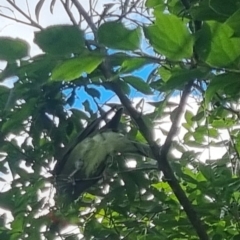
[53,107,123,201]
[55,160,105,201]
[101,107,123,132]
[53,106,122,176]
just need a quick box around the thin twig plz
[60,0,78,26]
[71,0,97,36]
[118,166,157,173]
[0,13,39,28]
[160,81,193,159]
[122,0,130,14]
[6,0,42,29]
[118,0,141,21]
[25,0,31,19]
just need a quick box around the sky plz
[0,0,229,237]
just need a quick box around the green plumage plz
[53,107,154,202]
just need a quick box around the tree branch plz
[6,0,42,29]
[60,0,78,26]
[160,81,193,160]
[71,0,97,36]
[109,81,209,240]
[0,13,40,28]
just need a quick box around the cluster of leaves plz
[0,0,240,239]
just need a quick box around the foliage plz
[0,0,240,239]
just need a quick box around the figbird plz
[53,106,153,202]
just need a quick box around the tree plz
[0,0,240,239]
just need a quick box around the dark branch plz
[71,0,97,36]
[108,81,209,240]
[60,0,78,26]
[6,0,42,29]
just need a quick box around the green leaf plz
[71,109,89,120]
[195,21,240,68]
[82,100,92,114]
[98,21,141,50]
[209,0,240,17]
[120,58,150,74]
[144,13,193,60]
[233,234,240,240]
[185,110,194,126]
[34,25,85,55]
[121,173,137,202]
[192,111,205,122]
[190,0,228,22]
[226,9,240,36]
[0,37,29,61]
[158,67,171,82]
[1,100,36,133]
[193,131,204,143]
[51,53,103,81]
[212,118,235,128]
[85,87,101,99]
[123,76,152,94]
[19,54,57,80]
[145,0,165,8]
[205,73,240,104]
[116,79,131,95]
[108,52,130,67]
[161,67,209,90]
[0,85,11,110]
[198,164,213,181]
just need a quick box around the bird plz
[53,106,153,202]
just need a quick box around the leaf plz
[198,164,213,181]
[209,0,239,17]
[211,118,235,128]
[18,54,57,80]
[121,173,137,202]
[144,12,193,60]
[116,79,131,95]
[145,0,165,8]
[226,9,240,36]
[51,53,103,81]
[35,0,45,22]
[192,111,205,121]
[85,87,101,99]
[1,100,36,133]
[161,67,209,90]
[195,21,240,68]
[123,76,152,94]
[158,67,171,81]
[98,21,141,50]
[82,100,92,114]
[50,0,57,13]
[205,73,240,104]
[0,37,29,61]
[71,109,89,120]
[185,110,193,126]
[120,57,151,74]
[190,0,227,22]
[232,234,240,240]
[34,25,85,55]
[108,52,130,67]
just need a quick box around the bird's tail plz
[124,141,156,160]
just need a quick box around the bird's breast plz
[77,131,126,177]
